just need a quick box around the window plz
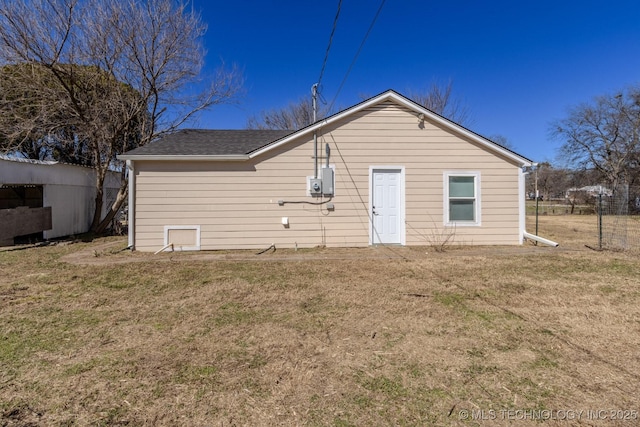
[444,172,480,226]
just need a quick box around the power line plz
[317,0,342,88]
[314,0,394,256]
[328,0,386,112]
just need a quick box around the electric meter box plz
[309,178,322,195]
[322,167,334,196]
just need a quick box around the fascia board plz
[116,90,533,167]
[388,93,534,167]
[249,90,533,167]
[248,92,396,159]
[117,154,249,161]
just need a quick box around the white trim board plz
[163,225,201,251]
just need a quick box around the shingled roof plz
[119,91,532,166]
[121,129,294,157]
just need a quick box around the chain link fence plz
[596,184,640,251]
[527,183,640,251]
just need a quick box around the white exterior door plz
[371,168,403,244]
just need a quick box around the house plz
[118,90,534,252]
[0,155,121,245]
[566,185,613,200]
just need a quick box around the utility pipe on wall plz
[126,160,135,249]
[312,83,319,179]
[325,143,330,167]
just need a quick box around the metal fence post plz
[598,193,603,250]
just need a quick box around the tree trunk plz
[90,139,110,232]
[93,182,128,234]
[91,187,104,232]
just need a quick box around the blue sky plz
[190,0,640,162]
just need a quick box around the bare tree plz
[488,134,515,150]
[563,169,602,213]
[0,63,144,165]
[551,86,640,192]
[0,0,242,233]
[529,162,576,201]
[249,81,470,131]
[247,95,323,130]
[407,80,472,126]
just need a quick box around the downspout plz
[126,160,135,249]
[518,166,526,244]
[521,163,557,246]
[523,231,558,247]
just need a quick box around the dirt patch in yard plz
[59,237,566,266]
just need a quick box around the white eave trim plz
[249,91,533,167]
[117,91,534,167]
[117,154,249,161]
[248,95,394,159]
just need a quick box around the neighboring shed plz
[119,90,534,252]
[0,155,121,245]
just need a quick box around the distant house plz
[0,155,120,245]
[119,90,534,252]
[566,185,613,199]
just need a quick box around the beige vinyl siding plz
[133,101,522,251]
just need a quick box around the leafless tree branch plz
[551,86,640,191]
[0,0,243,233]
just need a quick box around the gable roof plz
[119,90,532,167]
[119,129,294,159]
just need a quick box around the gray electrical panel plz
[322,167,334,196]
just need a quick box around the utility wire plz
[328,0,386,112]
[327,133,410,261]
[314,0,399,258]
[317,0,342,88]
[314,0,397,257]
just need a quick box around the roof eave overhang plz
[117,154,250,161]
[388,92,534,167]
[118,91,534,167]
[247,93,392,159]
[248,91,534,167]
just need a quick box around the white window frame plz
[443,171,481,226]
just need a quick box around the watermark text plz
[457,409,638,421]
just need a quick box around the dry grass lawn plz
[1,215,639,426]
